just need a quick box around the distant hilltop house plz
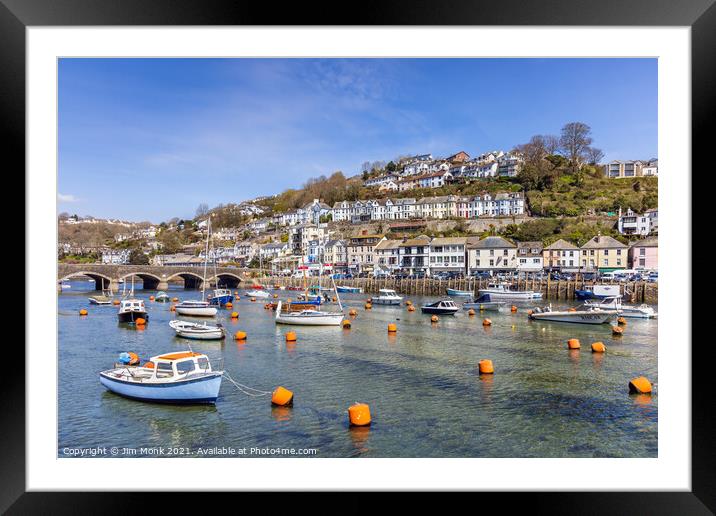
[605,159,658,178]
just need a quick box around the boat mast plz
[201,217,210,301]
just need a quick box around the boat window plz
[197,357,210,370]
[176,360,196,374]
[156,362,174,377]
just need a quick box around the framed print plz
[6,0,714,512]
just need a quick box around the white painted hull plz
[175,306,218,317]
[529,310,618,324]
[371,297,402,305]
[169,320,225,339]
[275,313,345,326]
[246,291,270,299]
[478,289,538,300]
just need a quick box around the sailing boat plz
[117,276,148,323]
[275,263,344,326]
[207,233,233,307]
[175,217,218,317]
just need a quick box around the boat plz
[175,217,218,317]
[583,296,657,319]
[89,288,114,305]
[574,284,622,300]
[478,282,542,301]
[274,301,344,326]
[336,285,363,294]
[117,298,149,323]
[245,289,270,299]
[446,288,473,297]
[99,351,223,404]
[209,288,233,306]
[370,289,403,305]
[421,299,459,315]
[528,304,618,324]
[169,319,225,340]
[462,293,505,311]
[175,299,218,317]
[154,290,170,302]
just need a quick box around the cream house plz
[580,235,629,271]
[466,236,517,272]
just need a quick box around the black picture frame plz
[5,0,712,512]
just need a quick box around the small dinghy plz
[89,294,113,305]
[175,299,218,317]
[169,319,225,340]
[421,299,459,315]
[370,289,403,305]
[245,290,270,299]
[583,296,657,319]
[99,351,223,404]
[463,293,505,311]
[446,288,473,297]
[336,285,363,294]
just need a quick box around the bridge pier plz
[109,280,120,292]
[157,281,169,291]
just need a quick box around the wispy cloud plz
[58,193,79,203]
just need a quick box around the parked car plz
[470,271,491,279]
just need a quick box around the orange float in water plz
[482,318,492,326]
[225,302,233,309]
[405,300,412,306]
[568,307,577,312]
[274,294,279,299]
[271,386,294,406]
[468,308,476,316]
[342,319,352,328]
[617,317,627,325]
[387,323,397,333]
[149,295,155,301]
[478,359,494,374]
[251,298,256,302]
[135,318,146,326]
[348,403,372,427]
[234,330,247,341]
[431,315,439,323]
[591,341,606,353]
[511,305,517,312]
[230,311,239,318]
[527,309,533,315]
[612,326,624,335]
[407,305,416,312]
[629,376,652,394]
[364,303,372,310]
[285,331,297,342]
[112,299,120,305]
[170,304,176,312]
[567,338,581,349]
[79,309,88,316]
[349,309,357,317]
[172,297,179,302]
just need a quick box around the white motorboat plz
[528,304,618,325]
[175,299,218,317]
[584,296,657,319]
[274,300,344,326]
[154,290,171,303]
[89,289,114,305]
[117,298,148,323]
[370,289,403,305]
[169,319,225,340]
[462,293,506,311]
[99,351,223,404]
[245,289,270,299]
[478,282,542,301]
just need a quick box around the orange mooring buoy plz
[349,309,357,317]
[342,319,352,328]
[612,326,624,335]
[285,331,297,342]
[348,403,372,427]
[408,305,416,312]
[511,305,517,312]
[135,318,146,326]
[591,341,606,353]
[364,303,372,310]
[271,386,294,406]
[431,315,439,323]
[234,330,247,341]
[629,376,652,394]
[225,302,233,309]
[149,295,155,301]
[79,309,88,316]
[113,299,120,305]
[172,297,179,302]
[230,311,239,319]
[405,300,412,306]
[387,323,397,333]
[567,338,581,349]
[617,317,627,325]
[478,359,494,374]
[482,318,492,326]
[468,308,475,316]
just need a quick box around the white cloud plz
[58,193,78,203]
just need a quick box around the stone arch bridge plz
[58,264,257,291]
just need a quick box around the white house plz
[429,237,467,274]
[466,236,518,272]
[516,242,544,272]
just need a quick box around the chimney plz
[361,229,368,236]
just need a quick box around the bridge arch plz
[59,271,113,290]
[119,272,162,290]
[166,271,206,290]
[210,273,243,289]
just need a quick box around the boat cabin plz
[119,299,145,312]
[144,352,213,380]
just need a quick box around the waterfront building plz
[543,239,580,270]
[629,236,658,270]
[466,236,518,272]
[429,237,468,274]
[324,239,348,272]
[260,242,289,262]
[288,223,327,259]
[374,239,402,274]
[346,232,386,273]
[399,235,431,275]
[516,241,544,272]
[580,234,629,271]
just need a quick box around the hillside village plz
[59,124,659,276]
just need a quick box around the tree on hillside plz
[559,122,593,174]
[128,248,150,265]
[386,161,397,172]
[195,203,209,218]
[585,147,604,165]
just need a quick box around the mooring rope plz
[223,371,272,397]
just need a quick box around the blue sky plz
[58,58,657,222]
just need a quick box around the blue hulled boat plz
[209,288,234,306]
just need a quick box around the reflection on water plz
[58,280,657,458]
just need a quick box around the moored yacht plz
[528,304,618,325]
[421,299,459,315]
[583,296,657,319]
[117,298,148,323]
[478,282,542,301]
[370,289,403,305]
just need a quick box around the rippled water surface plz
[58,281,657,458]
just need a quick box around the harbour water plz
[58,280,657,458]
